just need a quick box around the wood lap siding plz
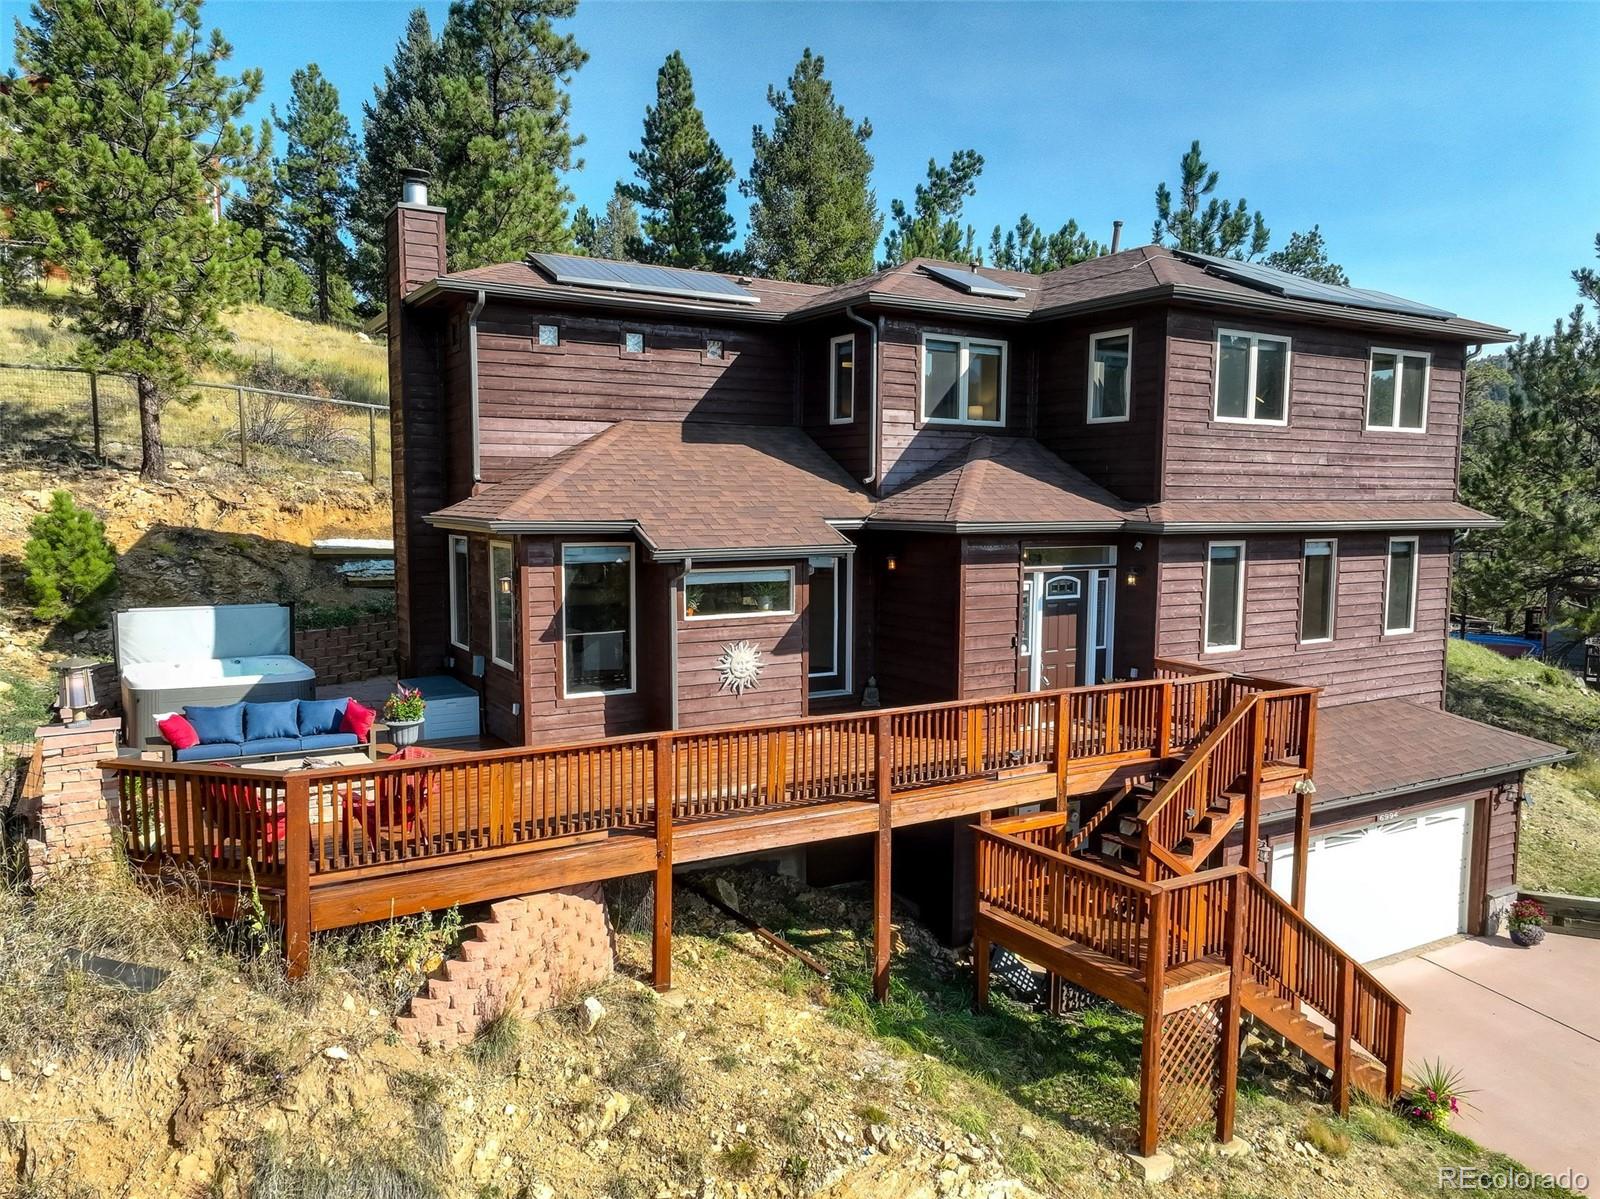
[1161,308,1466,501]
[960,539,1023,698]
[872,534,959,704]
[676,568,808,729]
[1484,782,1520,893]
[1154,532,1452,707]
[800,325,872,485]
[471,304,796,482]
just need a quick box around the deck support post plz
[1332,954,1354,1115]
[1291,784,1313,913]
[873,714,894,1003]
[1386,1006,1407,1101]
[283,773,312,978]
[653,734,675,992]
[1138,887,1169,1158]
[1243,701,1265,876]
[973,816,991,1013]
[1054,691,1071,809]
[1157,681,1174,759]
[1215,870,1245,1144]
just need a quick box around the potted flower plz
[1508,897,1548,946]
[1405,1059,1474,1129]
[382,685,427,747]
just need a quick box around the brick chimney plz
[386,170,450,676]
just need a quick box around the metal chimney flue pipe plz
[400,168,431,207]
[1110,220,1123,254]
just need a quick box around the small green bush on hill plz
[23,489,117,627]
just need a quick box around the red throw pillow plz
[341,699,376,739]
[157,713,200,751]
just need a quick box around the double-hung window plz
[829,334,854,423]
[562,544,635,696]
[1384,537,1418,634]
[922,334,1005,426]
[448,535,470,650]
[1204,541,1246,652]
[1299,539,1337,644]
[1087,329,1132,423]
[1214,329,1291,424]
[489,541,515,669]
[1367,349,1430,431]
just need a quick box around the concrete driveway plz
[1374,934,1600,1193]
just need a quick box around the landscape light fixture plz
[54,657,98,726]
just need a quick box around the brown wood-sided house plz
[384,176,1565,966]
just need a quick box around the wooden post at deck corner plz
[1157,680,1174,759]
[282,773,312,978]
[1054,691,1071,810]
[653,734,675,992]
[1242,699,1265,876]
[873,713,894,1003]
[1292,783,1313,913]
[1137,887,1170,1158]
[1332,954,1354,1116]
[1215,870,1245,1145]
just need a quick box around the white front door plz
[1271,804,1472,962]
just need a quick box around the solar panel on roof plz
[529,253,760,305]
[919,263,1027,301]
[1175,251,1454,320]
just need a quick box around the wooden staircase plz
[1240,980,1389,1101]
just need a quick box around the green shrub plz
[1304,1115,1352,1157]
[23,490,116,627]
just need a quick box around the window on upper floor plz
[922,334,1005,426]
[830,334,854,423]
[1367,349,1430,432]
[537,324,559,347]
[1204,541,1246,652]
[623,331,644,354]
[1214,329,1291,425]
[1300,539,1337,644]
[1087,329,1132,423]
[706,339,724,360]
[1385,536,1418,635]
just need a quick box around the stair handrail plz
[1134,693,1258,868]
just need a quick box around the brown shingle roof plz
[427,421,872,559]
[1262,698,1569,820]
[1128,499,1500,532]
[870,436,1131,529]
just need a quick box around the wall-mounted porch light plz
[885,555,898,573]
[498,575,513,595]
[54,657,98,726]
[1124,565,1142,587]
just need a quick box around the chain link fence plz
[0,362,390,484]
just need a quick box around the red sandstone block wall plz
[295,617,399,686]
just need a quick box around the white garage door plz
[1270,804,1472,963]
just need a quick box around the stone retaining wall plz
[295,617,398,686]
[17,718,123,881]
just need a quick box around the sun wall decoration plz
[717,640,764,695]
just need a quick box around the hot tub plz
[115,605,316,747]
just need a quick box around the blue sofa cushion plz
[300,732,360,752]
[297,698,347,737]
[174,741,243,762]
[244,700,300,741]
[241,737,302,757]
[184,702,246,745]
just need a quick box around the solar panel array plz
[529,253,760,305]
[1175,251,1455,320]
[919,263,1027,301]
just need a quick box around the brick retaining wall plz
[396,883,616,1049]
[295,617,398,686]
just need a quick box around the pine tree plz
[1152,140,1269,260]
[573,187,642,260]
[275,64,357,324]
[988,215,1105,272]
[23,490,117,627]
[433,0,588,269]
[226,119,308,310]
[619,51,735,270]
[351,7,443,305]
[1264,226,1349,285]
[1,0,261,480]
[881,150,984,267]
[742,49,880,284]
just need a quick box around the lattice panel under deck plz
[1158,1000,1223,1142]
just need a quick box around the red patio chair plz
[356,746,438,848]
[203,763,287,865]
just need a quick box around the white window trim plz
[1202,540,1247,653]
[1384,535,1420,636]
[1298,537,1338,645]
[448,534,471,651]
[807,555,853,696]
[919,333,1008,428]
[1086,327,1133,424]
[560,542,637,698]
[828,333,855,424]
[1365,347,1432,433]
[489,540,516,670]
[1213,328,1292,427]
[682,566,796,622]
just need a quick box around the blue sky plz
[22,1,1600,336]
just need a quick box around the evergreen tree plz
[433,0,588,269]
[275,64,357,324]
[226,119,293,306]
[2,0,261,480]
[742,49,880,284]
[1152,139,1269,260]
[573,187,642,260]
[988,214,1105,272]
[881,150,984,266]
[351,7,443,304]
[620,51,735,270]
[23,490,117,627]
[1264,225,1349,285]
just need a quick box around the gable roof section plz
[426,421,873,560]
[870,436,1131,531]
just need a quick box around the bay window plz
[562,544,634,696]
[1214,329,1290,424]
[922,334,1005,426]
[684,567,794,620]
[1367,349,1430,431]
